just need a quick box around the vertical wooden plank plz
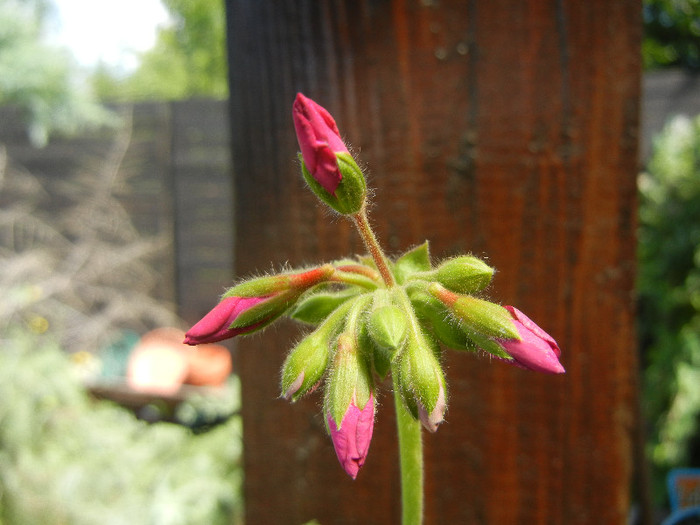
[170,100,234,323]
[225,1,641,523]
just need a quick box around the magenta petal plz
[505,306,561,357]
[498,307,565,374]
[314,142,343,194]
[293,93,349,195]
[183,296,268,345]
[501,322,565,374]
[328,394,375,479]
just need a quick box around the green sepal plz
[409,289,476,351]
[290,288,360,324]
[396,326,445,418]
[228,290,297,329]
[393,242,431,284]
[324,296,373,426]
[449,295,521,340]
[465,330,512,360]
[324,333,373,428]
[224,264,334,298]
[300,153,366,215]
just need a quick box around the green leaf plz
[290,288,359,324]
[393,242,431,284]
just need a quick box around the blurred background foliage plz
[91,0,227,102]
[0,0,113,146]
[0,329,243,525]
[639,0,700,506]
[638,115,700,503]
[643,0,700,70]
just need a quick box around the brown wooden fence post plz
[225,1,642,523]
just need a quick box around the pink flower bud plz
[498,306,565,374]
[327,393,375,479]
[293,93,349,195]
[183,295,273,345]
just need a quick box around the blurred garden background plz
[0,0,699,523]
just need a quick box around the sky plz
[50,0,170,72]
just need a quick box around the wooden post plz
[225,1,641,523]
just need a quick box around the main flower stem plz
[352,207,421,523]
[352,207,396,287]
[393,372,424,525]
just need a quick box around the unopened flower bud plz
[184,295,283,345]
[293,93,366,215]
[226,265,334,298]
[185,266,335,346]
[396,329,447,433]
[429,283,520,340]
[324,322,375,478]
[327,393,375,479]
[325,334,373,424]
[367,304,409,352]
[281,299,355,400]
[433,255,494,294]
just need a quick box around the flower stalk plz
[352,207,396,288]
[393,370,424,525]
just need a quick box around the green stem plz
[352,207,396,287]
[331,270,379,289]
[393,373,424,525]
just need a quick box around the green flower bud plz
[429,283,520,340]
[434,256,494,294]
[280,297,359,401]
[280,334,332,402]
[395,328,447,432]
[368,304,409,350]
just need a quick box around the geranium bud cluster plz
[184,93,565,480]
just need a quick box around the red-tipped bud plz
[185,265,336,346]
[498,306,565,374]
[327,393,375,479]
[293,93,366,215]
[183,296,273,345]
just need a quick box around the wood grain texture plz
[225,1,641,523]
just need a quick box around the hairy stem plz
[393,372,424,525]
[352,208,395,287]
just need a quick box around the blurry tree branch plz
[0,110,180,352]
